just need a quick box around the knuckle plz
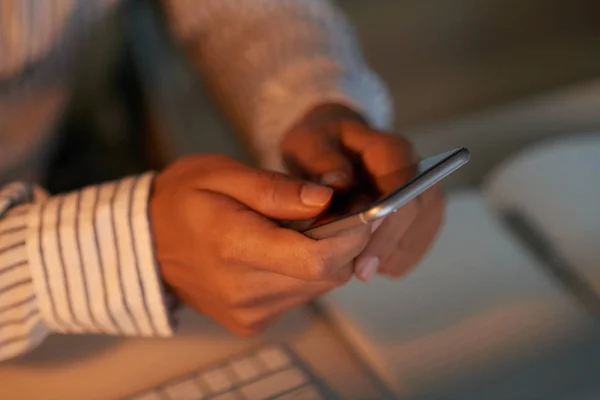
[215,229,242,264]
[303,250,330,281]
[257,171,286,205]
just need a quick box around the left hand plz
[281,104,445,281]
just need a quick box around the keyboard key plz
[229,358,260,382]
[164,379,204,400]
[256,346,291,371]
[274,385,323,400]
[202,368,232,392]
[130,392,164,400]
[239,368,307,400]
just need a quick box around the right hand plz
[150,155,370,336]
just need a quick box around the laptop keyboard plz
[125,345,333,400]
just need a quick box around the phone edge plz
[362,147,470,222]
[303,148,470,239]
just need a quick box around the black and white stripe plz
[28,173,174,337]
[97,180,137,334]
[129,175,172,336]
[0,188,42,361]
[1,174,174,361]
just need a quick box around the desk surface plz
[0,306,388,400]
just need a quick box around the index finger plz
[210,199,370,281]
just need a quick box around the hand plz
[281,104,445,281]
[150,155,370,335]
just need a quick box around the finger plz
[192,156,333,220]
[282,128,354,188]
[247,219,369,282]
[339,122,417,177]
[377,248,415,280]
[354,199,419,281]
[374,161,419,195]
[311,224,371,277]
[196,191,366,281]
[379,186,445,278]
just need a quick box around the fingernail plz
[357,256,379,281]
[301,183,333,207]
[321,172,348,186]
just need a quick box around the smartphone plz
[291,147,470,239]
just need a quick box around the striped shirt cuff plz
[0,203,47,360]
[27,173,175,337]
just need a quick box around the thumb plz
[282,129,354,189]
[194,159,333,220]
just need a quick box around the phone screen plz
[301,149,461,231]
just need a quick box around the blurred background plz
[49,0,600,190]
[11,0,600,399]
[342,0,600,127]
[338,0,600,188]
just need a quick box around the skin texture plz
[150,104,445,336]
[151,155,371,336]
[281,104,446,281]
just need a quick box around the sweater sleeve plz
[163,0,394,171]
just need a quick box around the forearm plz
[163,0,393,171]
[0,176,174,361]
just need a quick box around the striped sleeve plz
[0,174,175,361]
[163,0,394,171]
[0,183,45,361]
